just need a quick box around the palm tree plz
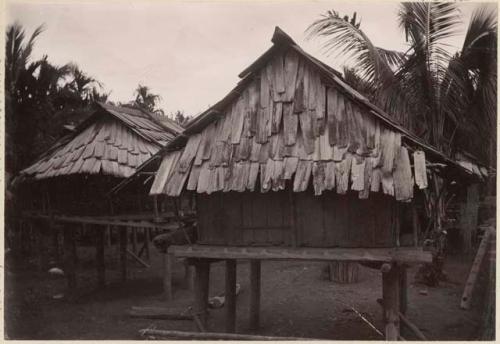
[134,84,164,115]
[307,3,497,166]
[5,22,44,94]
[65,63,103,101]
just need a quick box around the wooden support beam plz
[194,259,210,328]
[128,306,193,320]
[36,220,47,271]
[399,265,408,315]
[377,298,427,340]
[183,260,195,291]
[249,260,261,331]
[132,228,138,254]
[411,204,420,247]
[225,259,237,333]
[399,312,428,340]
[63,226,76,290]
[105,225,112,247]
[170,245,432,264]
[52,223,60,262]
[127,249,151,268]
[140,328,317,340]
[144,228,150,260]
[20,212,186,230]
[382,264,400,341]
[96,225,106,288]
[163,252,174,301]
[119,227,128,282]
[461,229,491,309]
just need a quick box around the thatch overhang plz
[17,102,183,181]
[120,27,487,201]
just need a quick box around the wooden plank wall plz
[197,190,397,248]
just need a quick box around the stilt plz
[52,224,60,262]
[183,259,195,291]
[249,260,261,330]
[382,263,400,341]
[72,227,78,265]
[96,225,105,288]
[106,225,112,247]
[36,220,48,271]
[163,251,174,301]
[225,259,237,333]
[194,259,210,329]
[119,228,128,282]
[132,228,138,254]
[399,266,408,315]
[144,228,150,260]
[63,226,77,290]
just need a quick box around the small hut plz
[13,102,183,287]
[141,27,486,339]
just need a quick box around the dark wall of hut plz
[196,189,398,248]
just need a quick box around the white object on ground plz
[48,267,65,276]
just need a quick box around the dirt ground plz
[4,242,488,340]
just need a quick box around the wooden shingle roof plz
[19,103,183,180]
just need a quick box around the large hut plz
[137,27,487,339]
[12,102,183,288]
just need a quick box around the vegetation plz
[134,84,163,115]
[307,4,497,166]
[5,23,109,173]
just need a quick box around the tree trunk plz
[328,261,359,283]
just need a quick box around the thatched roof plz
[123,27,486,200]
[18,102,183,180]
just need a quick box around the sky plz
[6,0,496,118]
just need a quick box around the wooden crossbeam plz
[127,249,151,268]
[170,245,432,263]
[20,213,183,230]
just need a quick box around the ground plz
[4,242,489,340]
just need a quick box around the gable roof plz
[115,27,486,197]
[18,102,183,181]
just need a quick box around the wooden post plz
[119,227,128,282]
[225,259,237,333]
[132,228,138,254]
[382,263,400,341]
[411,204,420,247]
[63,226,77,290]
[144,228,150,260]
[249,260,261,331]
[36,220,48,271]
[52,223,60,262]
[163,251,174,301]
[460,183,480,253]
[106,225,112,247]
[72,227,79,265]
[399,266,408,315]
[194,259,210,328]
[96,225,105,288]
[184,259,195,291]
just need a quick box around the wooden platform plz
[170,245,432,263]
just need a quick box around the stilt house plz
[140,27,486,338]
[12,102,183,289]
[16,102,183,215]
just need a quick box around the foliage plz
[134,84,164,115]
[5,22,109,173]
[307,3,497,165]
[170,110,191,127]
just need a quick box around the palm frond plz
[306,10,398,87]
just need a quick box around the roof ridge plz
[134,105,185,135]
